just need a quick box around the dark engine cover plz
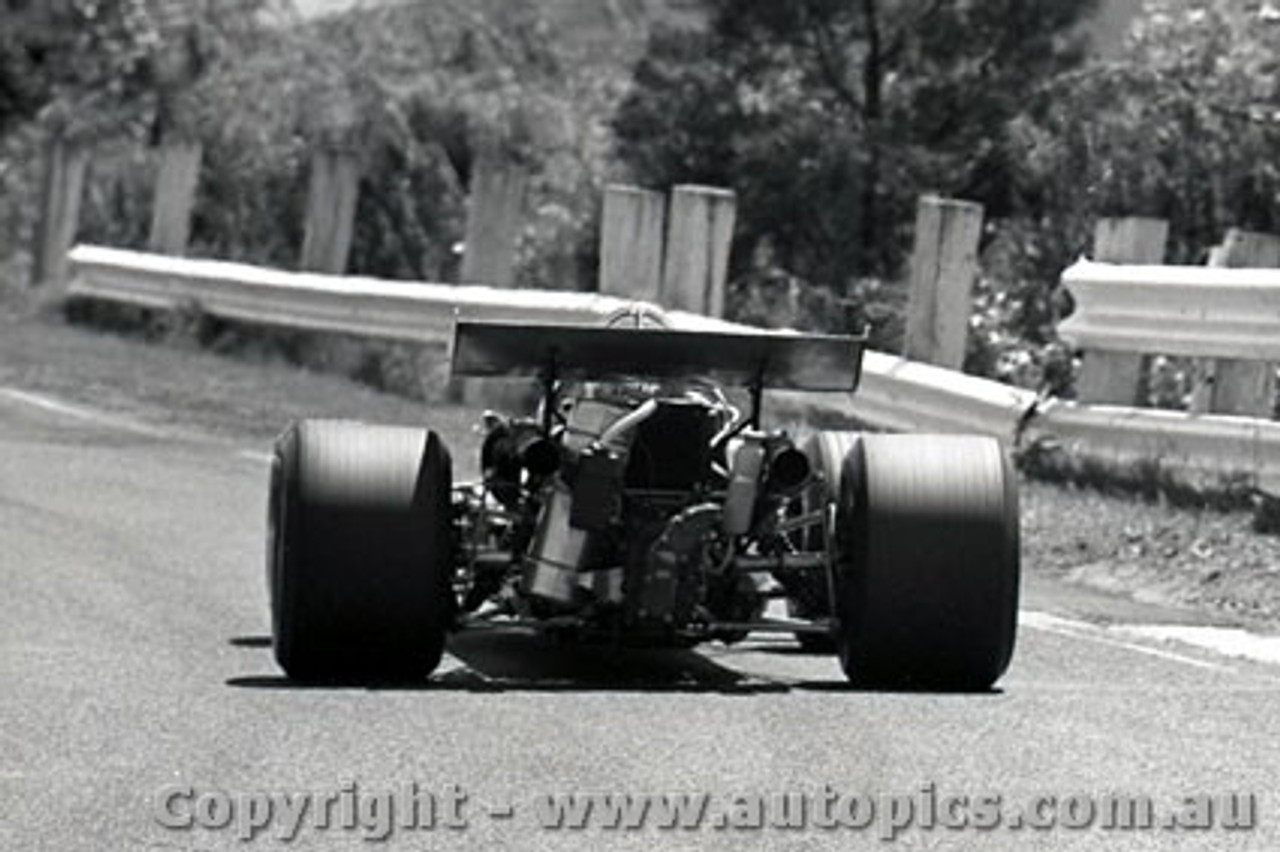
[623,399,719,491]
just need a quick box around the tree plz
[966,0,1280,398]
[1016,0,1280,269]
[0,1,268,258]
[0,1,155,130]
[613,0,1100,328]
[74,0,633,284]
[0,0,263,141]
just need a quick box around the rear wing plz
[450,321,864,392]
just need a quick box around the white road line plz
[0,386,276,466]
[1113,624,1280,667]
[1021,610,1236,673]
[237,449,275,465]
[0,387,171,438]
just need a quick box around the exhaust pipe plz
[766,446,811,496]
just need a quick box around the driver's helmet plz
[587,303,699,404]
[556,303,725,447]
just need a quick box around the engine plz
[466,388,812,643]
[524,397,720,615]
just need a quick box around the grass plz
[0,286,482,476]
[1015,435,1265,515]
[4,284,1280,629]
[1021,479,1280,624]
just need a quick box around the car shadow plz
[227,631,795,694]
[440,631,800,693]
[228,635,272,649]
[226,631,1001,696]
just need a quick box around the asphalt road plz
[3,390,1279,851]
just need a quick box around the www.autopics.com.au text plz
[152,781,1258,842]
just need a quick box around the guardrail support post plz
[902,195,984,370]
[599,184,666,302]
[1191,229,1280,417]
[1074,217,1169,405]
[148,140,202,256]
[300,145,361,275]
[661,185,735,317]
[459,152,529,287]
[31,131,90,288]
[454,151,531,405]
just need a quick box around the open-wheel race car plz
[266,314,1020,690]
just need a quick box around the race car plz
[265,316,1019,689]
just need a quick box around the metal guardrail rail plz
[69,245,1037,438]
[1059,259,1280,359]
[1028,402,1280,495]
[67,245,643,341]
[768,354,1039,445]
[68,244,1280,495]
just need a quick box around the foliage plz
[0,0,267,258]
[304,0,640,288]
[56,0,642,287]
[1013,1,1280,274]
[0,0,269,141]
[613,0,1280,412]
[0,0,157,138]
[972,1,1280,399]
[0,0,159,256]
[613,0,1101,304]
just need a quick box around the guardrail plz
[1059,259,1280,360]
[67,245,642,339]
[768,354,1039,445]
[1028,402,1280,496]
[67,244,1036,441]
[1060,222,1280,419]
[67,243,1280,499]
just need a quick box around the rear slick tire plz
[268,419,454,682]
[833,434,1019,690]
